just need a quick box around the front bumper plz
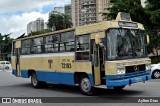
[106,74,151,88]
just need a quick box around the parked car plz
[151,63,160,79]
[0,61,12,70]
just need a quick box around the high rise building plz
[27,18,44,34]
[49,7,64,16]
[54,7,64,13]
[72,0,110,27]
[44,22,48,29]
[65,4,72,18]
[36,18,44,31]
[27,21,37,35]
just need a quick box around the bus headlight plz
[146,64,151,71]
[117,67,126,75]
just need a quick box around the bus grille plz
[125,64,145,74]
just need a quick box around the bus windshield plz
[107,28,147,60]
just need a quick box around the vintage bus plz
[11,12,151,95]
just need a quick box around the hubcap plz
[154,71,160,78]
[32,74,37,86]
[81,78,91,92]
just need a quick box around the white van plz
[0,61,12,70]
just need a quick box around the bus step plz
[94,85,107,89]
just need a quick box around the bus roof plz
[14,27,75,41]
[14,20,144,41]
[75,20,144,35]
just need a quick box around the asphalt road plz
[0,70,160,106]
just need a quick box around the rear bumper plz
[106,74,151,88]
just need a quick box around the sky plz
[0,0,71,38]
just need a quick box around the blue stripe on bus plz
[106,74,151,88]
[12,70,151,88]
[12,69,17,76]
[106,71,150,80]
[12,70,94,86]
[36,71,75,85]
[21,70,29,78]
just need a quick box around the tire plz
[113,86,125,90]
[31,72,47,88]
[79,76,94,96]
[152,70,160,79]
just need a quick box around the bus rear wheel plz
[79,76,94,96]
[31,72,46,88]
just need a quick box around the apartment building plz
[49,7,64,16]
[72,0,110,27]
[65,4,72,18]
[27,18,44,34]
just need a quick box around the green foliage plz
[47,13,72,31]
[145,0,160,10]
[145,0,160,53]
[27,29,52,36]
[0,33,13,60]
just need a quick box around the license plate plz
[135,78,142,82]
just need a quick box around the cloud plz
[0,0,71,14]
[0,0,71,38]
[0,12,49,38]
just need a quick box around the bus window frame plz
[75,34,91,62]
[45,34,60,53]
[30,37,44,54]
[105,27,146,61]
[21,30,76,55]
[59,31,75,52]
[21,39,31,55]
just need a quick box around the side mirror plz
[146,34,150,44]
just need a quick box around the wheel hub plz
[32,74,37,86]
[81,78,91,92]
[154,71,160,78]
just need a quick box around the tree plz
[0,33,13,60]
[103,0,150,28]
[27,29,52,37]
[47,13,72,31]
[145,0,160,52]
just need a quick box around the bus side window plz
[45,35,59,53]
[60,31,75,52]
[76,35,90,60]
[30,37,44,54]
[21,39,31,55]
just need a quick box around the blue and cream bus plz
[12,12,151,95]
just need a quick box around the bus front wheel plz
[79,76,94,95]
[31,72,46,88]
